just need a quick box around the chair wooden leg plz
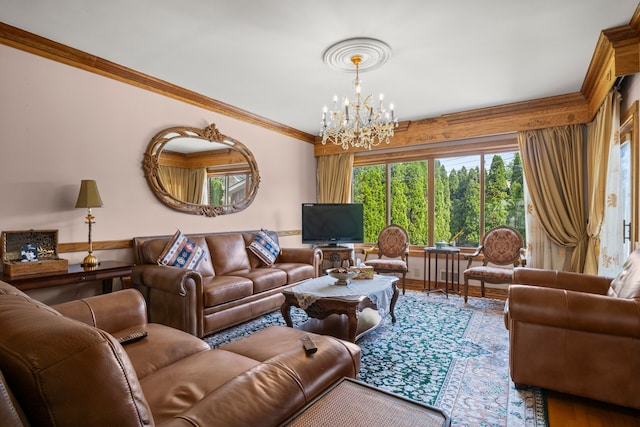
[481,280,485,297]
[401,272,406,295]
[463,276,469,303]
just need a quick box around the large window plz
[353,149,525,247]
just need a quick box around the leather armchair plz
[505,254,640,409]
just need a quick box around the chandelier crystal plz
[320,55,398,150]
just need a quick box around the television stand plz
[318,246,354,269]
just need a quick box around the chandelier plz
[320,54,398,151]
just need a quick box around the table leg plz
[423,250,427,291]
[427,251,432,292]
[102,278,114,294]
[457,252,461,294]
[389,282,399,323]
[347,305,359,343]
[444,253,449,298]
[434,253,439,293]
[280,301,293,327]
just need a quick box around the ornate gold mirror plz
[143,124,260,216]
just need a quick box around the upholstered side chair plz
[463,225,525,302]
[363,224,409,294]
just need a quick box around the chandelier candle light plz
[320,54,398,150]
[75,179,103,268]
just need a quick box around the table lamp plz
[75,180,103,268]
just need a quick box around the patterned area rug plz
[205,291,548,427]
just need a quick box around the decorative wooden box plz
[349,266,374,280]
[1,229,68,277]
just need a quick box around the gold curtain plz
[158,166,206,204]
[518,125,587,273]
[317,153,354,203]
[584,91,615,274]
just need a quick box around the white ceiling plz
[1,1,638,136]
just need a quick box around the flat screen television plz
[301,203,364,246]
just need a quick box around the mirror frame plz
[143,123,260,216]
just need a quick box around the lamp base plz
[81,253,100,269]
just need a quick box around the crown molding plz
[2,7,639,158]
[581,22,640,119]
[0,22,316,144]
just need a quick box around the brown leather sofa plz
[505,252,640,409]
[0,281,360,427]
[132,230,322,337]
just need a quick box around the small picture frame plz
[21,243,38,262]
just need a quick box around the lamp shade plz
[75,180,103,208]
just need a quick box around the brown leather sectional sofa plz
[0,281,360,426]
[505,252,640,409]
[132,230,322,337]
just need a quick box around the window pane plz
[208,173,250,205]
[209,177,224,205]
[353,165,387,243]
[440,155,481,247]
[484,152,525,240]
[390,161,428,245]
[228,174,247,204]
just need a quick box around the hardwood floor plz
[546,392,640,427]
[404,281,640,426]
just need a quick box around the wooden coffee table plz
[280,274,399,342]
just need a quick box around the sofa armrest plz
[132,265,202,295]
[278,247,323,278]
[131,264,204,337]
[52,288,147,334]
[513,267,612,294]
[507,285,640,338]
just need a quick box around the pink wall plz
[0,44,317,265]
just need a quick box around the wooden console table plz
[1,260,133,294]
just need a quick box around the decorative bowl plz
[327,268,357,285]
[435,240,449,249]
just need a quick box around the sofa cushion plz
[608,249,640,299]
[139,348,262,425]
[465,265,514,283]
[203,275,254,307]
[230,268,288,293]
[206,233,251,275]
[272,262,315,283]
[220,326,361,400]
[118,323,210,380]
[158,230,205,269]
[248,230,280,266]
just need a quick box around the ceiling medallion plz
[319,38,398,150]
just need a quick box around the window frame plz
[352,135,521,249]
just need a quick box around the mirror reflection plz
[143,124,260,216]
